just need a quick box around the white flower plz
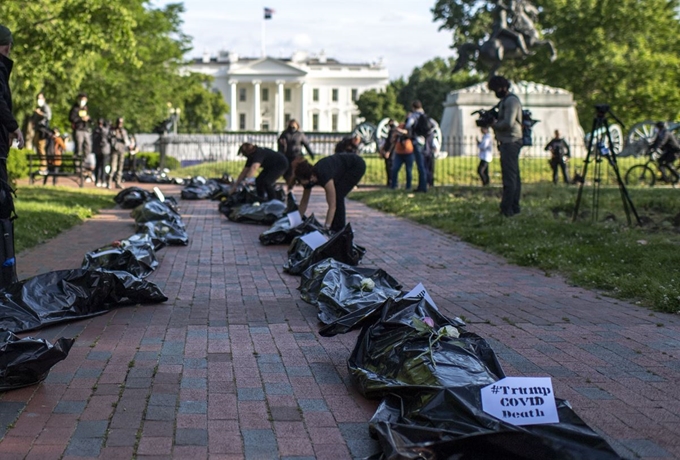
[359,278,375,291]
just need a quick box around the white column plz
[229,80,238,131]
[276,80,285,132]
[253,80,261,131]
[299,82,307,131]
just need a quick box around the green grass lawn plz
[351,184,680,312]
[13,186,116,253]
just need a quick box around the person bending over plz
[232,142,289,201]
[294,153,366,232]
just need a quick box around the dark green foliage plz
[1,0,228,134]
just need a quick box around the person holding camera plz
[488,76,523,217]
[651,121,680,182]
[545,130,571,184]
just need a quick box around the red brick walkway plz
[0,184,678,459]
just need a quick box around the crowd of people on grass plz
[27,92,139,188]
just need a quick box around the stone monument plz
[439,81,585,158]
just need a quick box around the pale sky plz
[153,0,455,80]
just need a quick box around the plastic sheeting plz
[218,186,260,217]
[0,332,74,391]
[299,258,402,336]
[259,214,325,246]
[131,200,182,225]
[114,187,154,209]
[227,200,287,225]
[0,269,168,333]
[346,296,622,459]
[135,169,184,184]
[283,224,366,276]
[181,177,228,200]
[135,220,189,246]
[370,390,622,460]
[81,234,162,278]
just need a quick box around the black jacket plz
[278,129,314,159]
[69,104,90,132]
[652,129,680,153]
[0,55,18,160]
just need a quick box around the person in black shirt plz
[294,153,366,232]
[277,119,315,191]
[651,121,680,182]
[545,130,571,184]
[231,142,289,201]
[68,93,91,157]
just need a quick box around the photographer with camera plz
[488,76,523,217]
[651,121,680,182]
[545,129,571,184]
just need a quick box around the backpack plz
[412,113,433,138]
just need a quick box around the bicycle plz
[624,148,679,187]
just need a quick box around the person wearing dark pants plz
[545,130,571,184]
[232,142,289,201]
[0,24,23,288]
[489,75,523,217]
[277,119,314,191]
[499,141,522,214]
[69,93,91,157]
[294,153,366,232]
[404,101,429,192]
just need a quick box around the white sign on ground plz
[287,211,303,228]
[403,283,437,309]
[300,231,328,250]
[481,377,559,426]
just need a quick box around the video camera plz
[472,107,499,128]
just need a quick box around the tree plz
[396,58,483,122]
[355,85,406,125]
[0,0,228,135]
[432,0,680,128]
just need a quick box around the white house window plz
[312,114,319,131]
[284,88,291,102]
[331,114,338,131]
[312,88,319,102]
[351,88,358,101]
[239,88,247,102]
[262,121,270,131]
[239,113,246,130]
[284,113,291,124]
[332,88,338,102]
[262,88,269,102]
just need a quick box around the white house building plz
[188,50,389,132]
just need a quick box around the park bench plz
[27,154,85,187]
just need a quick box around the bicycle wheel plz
[625,164,656,186]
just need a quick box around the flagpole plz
[261,19,266,58]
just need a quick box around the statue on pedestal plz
[453,0,557,76]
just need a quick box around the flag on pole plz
[264,7,275,20]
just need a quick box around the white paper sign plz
[300,231,328,250]
[287,211,303,228]
[153,187,165,203]
[481,377,559,426]
[403,283,437,309]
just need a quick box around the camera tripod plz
[573,105,641,225]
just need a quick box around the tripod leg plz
[573,116,600,222]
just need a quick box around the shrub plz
[135,151,180,170]
[7,148,30,183]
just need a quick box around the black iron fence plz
[135,132,643,187]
